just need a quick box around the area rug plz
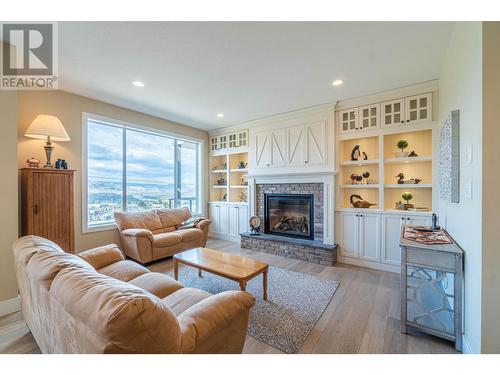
[169,265,339,353]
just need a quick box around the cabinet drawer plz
[406,247,456,271]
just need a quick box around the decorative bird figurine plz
[395,173,422,184]
[351,145,361,161]
[350,194,376,208]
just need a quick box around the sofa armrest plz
[195,219,211,230]
[121,228,153,239]
[177,291,255,353]
[77,244,124,269]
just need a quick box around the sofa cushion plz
[27,250,95,289]
[157,207,191,230]
[97,260,149,282]
[114,210,163,232]
[50,267,182,353]
[177,228,204,242]
[153,232,182,247]
[162,287,211,316]
[129,272,183,299]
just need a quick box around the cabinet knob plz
[401,121,404,123]
[406,120,410,123]
[305,160,309,163]
[401,217,405,221]
[407,217,411,220]
[266,164,270,166]
[360,214,363,217]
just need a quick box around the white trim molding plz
[0,296,21,317]
[461,334,476,354]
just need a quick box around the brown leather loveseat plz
[12,235,254,354]
[114,207,211,264]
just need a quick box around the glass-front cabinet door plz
[381,99,405,128]
[237,130,248,148]
[339,109,358,134]
[405,93,432,124]
[359,104,380,131]
[228,133,237,148]
[218,135,227,150]
[210,136,219,152]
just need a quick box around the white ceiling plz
[58,22,455,131]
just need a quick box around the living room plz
[1,1,500,371]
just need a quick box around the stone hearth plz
[241,232,337,266]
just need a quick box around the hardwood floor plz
[0,238,458,354]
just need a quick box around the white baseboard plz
[0,296,21,317]
[208,233,240,243]
[338,255,400,273]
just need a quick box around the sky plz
[87,120,198,197]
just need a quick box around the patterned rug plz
[169,265,339,353]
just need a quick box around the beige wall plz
[0,88,19,302]
[438,22,483,353]
[17,90,209,252]
[481,21,500,354]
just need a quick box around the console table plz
[399,225,464,351]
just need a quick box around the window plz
[83,114,203,231]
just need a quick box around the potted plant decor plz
[402,192,414,210]
[396,139,409,157]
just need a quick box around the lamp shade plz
[25,115,71,142]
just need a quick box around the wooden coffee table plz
[173,247,269,300]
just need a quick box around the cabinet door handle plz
[33,204,38,215]
[305,160,309,163]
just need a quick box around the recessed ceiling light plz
[216,113,224,118]
[332,79,344,87]
[132,80,145,87]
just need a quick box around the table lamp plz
[24,115,71,168]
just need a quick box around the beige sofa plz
[12,235,255,354]
[114,207,211,264]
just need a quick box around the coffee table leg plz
[198,268,202,277]
[263,267,268,301]
[174,259,179,281]
[239,280,247,292]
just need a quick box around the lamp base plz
[44,140,54,168]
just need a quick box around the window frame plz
[82,112,205,233]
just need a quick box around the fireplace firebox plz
[264,194,314,240]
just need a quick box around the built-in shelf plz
[211,169,228,174]
[384,156,432,164]
[340,184,380,189]
[230,185,249,189]
[230,168,248,173]
[340,159,379,166]
[212,185,227,189]
[384,184,432,188]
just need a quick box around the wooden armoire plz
[21,168,75,253]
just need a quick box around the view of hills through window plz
[86,119,199,228]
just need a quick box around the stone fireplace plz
[241,175,337,266]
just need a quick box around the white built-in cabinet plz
[337,211,431,270]
[381,93,432,128]
[253,121,327,169]
[381,213,431,265]
[340,92,433,134]
[208,202,248,241]
[338,211,380,261]
[210,130,248,153]
[254,129,287,168]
